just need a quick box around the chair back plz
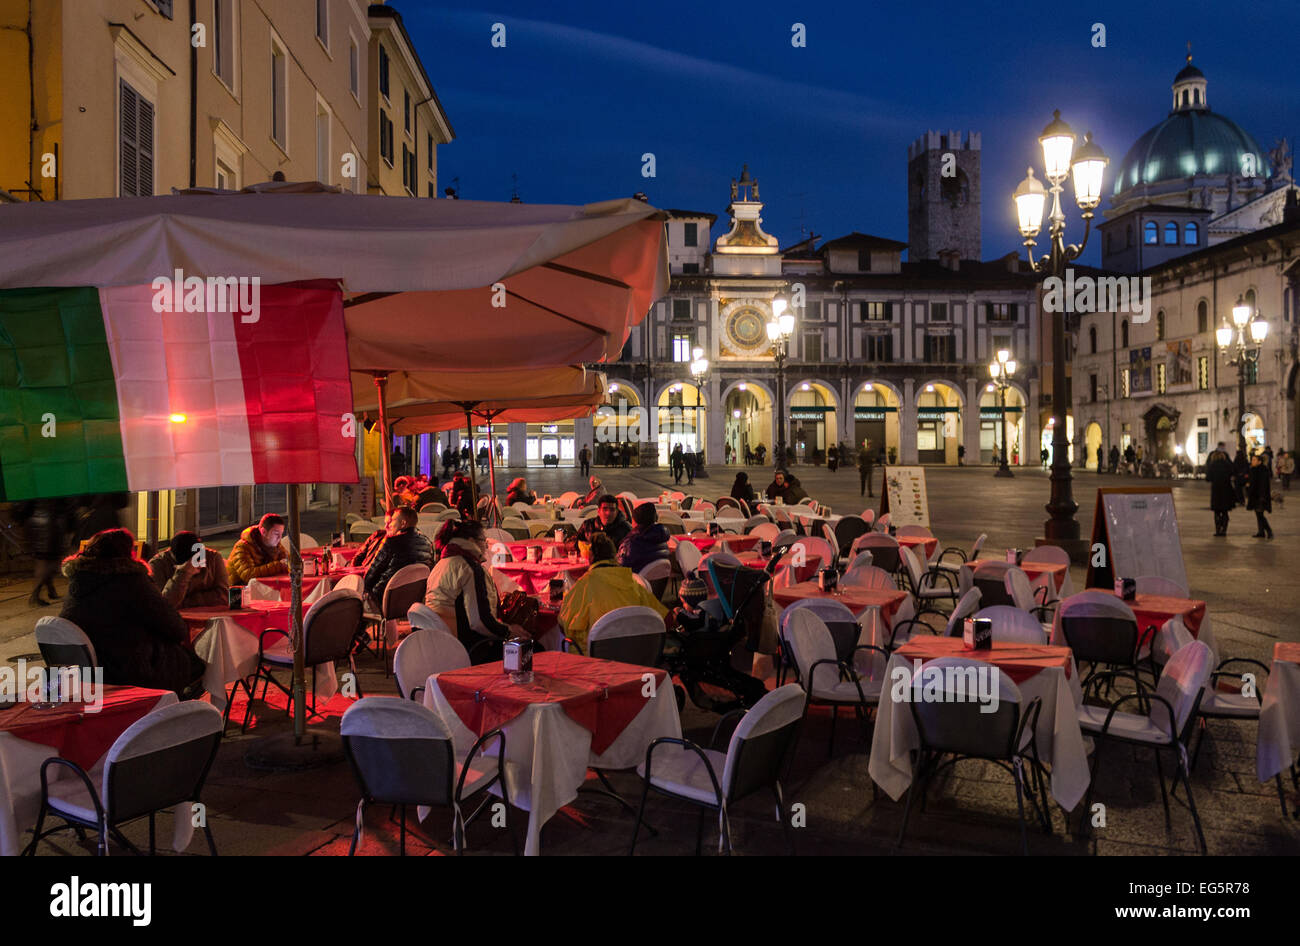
[792,536,836,571]
[860,509,876,528]
[483,527,514,546]
[977,605,1047,644]
[341,698,456,807]
[1003,566,1039,612]
[383,564,430,620]
[637,559,672,599]
[1135,575,1190,598]
[970,561,1015,607]
[841,564,895,590]
[588,606,666,666]
[557,491,579,507]
[899,545,926,590]
[843,550,873,572]
[419,502,447,513]
[35,616,98,671]
[909,658,1023,760]
[720,684,805,803]
[833,516,871,556]
[783,609,840,694]
[716,496,741,516]
[852,533,900,573]
[303,589,366,666]
[1153,640,1213,741]
[333,573,364,595]
[896,525,933,540]
[1022,544,1068,567]
[943,587,983,636]
[747,521,780,543]
[967,533,987,561]
[780,598,860,663]
[104,701,223,823]
[675,539,703,577]
[349,520,380,540]
[393,626,470,699]
[298,533,319,549]
[1054,591,1141,666]
[875,513,891,532]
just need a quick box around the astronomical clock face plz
[724,306,770,356]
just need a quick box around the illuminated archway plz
[979,382,1027,466]
[722,381,773,465]
[916,381,963,465]
[788,379,839,464]
[1082,421,1103,470]
[595,381,644,465]
[657,381,706,466]
[853,381,901,464]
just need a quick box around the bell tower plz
[907,131,982,261]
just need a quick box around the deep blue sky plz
[402,0,1300,266]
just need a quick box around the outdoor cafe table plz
[736,550,822,585]
[303,543,363,567]
[670,533,761,554]
[897,534,939,560]
[504,538,567,562]
[422,651,681,855]
[0,686,180,856]
[493,557,589,596]
[1050,590,1217,664]
[868,637,1089,810]
[773,581,914,652]
[960,558,1073,596]
[180,600,336,710]
[1257,642,1300,787]
[248,573,331,602]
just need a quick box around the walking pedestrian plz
[621,441,631,468]
[1232,448,1249,506]
[1108,445,1120,474]
[1247,452,1274,538]
[1040,446,1049,469]
[1205,442,1235,536]
[1278,450,1294,489]
[1096,444,1104,473]
[579,443,591,477]
[15,498,70,607]
[670,443,684,485]
[858,441,875,498]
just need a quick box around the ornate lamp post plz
[1216,296,1268,455]
[767,292,796,468]
[989,349,1017,477]
[689,346,709,466]
[1013,113,1108,554]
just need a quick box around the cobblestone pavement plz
[4,463,1298,855]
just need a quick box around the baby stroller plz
[660,545,791,714]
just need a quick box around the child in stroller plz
[660,544,792,714]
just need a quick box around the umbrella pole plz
[375,374,393,512]
[464,408,479,520]
[485,411,500,526]
[288,483,305,743]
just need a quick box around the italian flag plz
[0,281,358,501]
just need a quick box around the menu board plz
[340,478,375,518]
[880,465,930,528]
[1086,487,1187,591]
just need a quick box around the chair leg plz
[203,821,218,856]
[1276,775,1289,819]
[1013,758,1029,856]
[774,783,794,855]
[1154,748,1171,825]
[399,804,407,857]
[1178,759,1207,854]
[348,800,364,856]
[22,803,48,856]
[627,779,652,856]
[895,777,918,852]
[1189,718,1208,772]
[1079,741,1102,840]
[827,706,837,758]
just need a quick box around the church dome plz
[1111,57,1270,197]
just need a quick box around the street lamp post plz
[1216,296,1268,455]
[768,293,796,469]
[989,349,1017,477]
[689,347,709,468]
[1013,113,1108,556]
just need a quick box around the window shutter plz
[120,81,138,197]
[138,97,154,195]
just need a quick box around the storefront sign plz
[979,407,1023,421]
[790,408,832,421]
[854,407,898,421]
[916,407,960,422]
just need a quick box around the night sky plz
[402,0,1300,266]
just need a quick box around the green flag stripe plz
[0,287,129,501]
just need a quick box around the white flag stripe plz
[98,286,256,490]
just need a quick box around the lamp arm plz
[1064,214,1093,261]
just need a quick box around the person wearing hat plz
[148,530,231,609]
[558,533,667,652]
[505,477,536,507]
[618,501,671,574]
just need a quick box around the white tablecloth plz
[0,691,185,856]
[868,653,1090,811]
[1258,656,1300,783]
[423,671,681,855]
[193,617,337,712]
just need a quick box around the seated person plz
[575,494,631,548]
[227,513,289,585]
[504,477,536,507]
[765,470,790,503]
[783,472,808,504]
[425,519,521,661]
[559,533,667,652]
[449,472,476,519]
[61,529,206,696]
[148,531,230,609]
[618,502,671,574]
[414,479,445,509]
[354,509,393,571]
[364,506,433,603]
[579,476,604,508]
[730,471,758,506]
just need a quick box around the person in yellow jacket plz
[227,513,290,585]
[558,533,667,653]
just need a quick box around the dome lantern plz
[1172,43,1207,113]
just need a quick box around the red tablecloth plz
[1020,560,1068,591]
[1276,642,1300,665]
[435,651,665,755]
[895,637,1073,685]
[671,534,761,554]
[0,686,171,770]
[898,535,939,559]
[773,582,908,622]
[180,601,292,641]
[506,538,567,562]
[736,550,822,584]
[1104,590,1206,636]
[494,559,589,595]
[250,574,329,601]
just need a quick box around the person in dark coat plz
[148,531,230,609]
[618,502,671,574]
[670,444,685,485]
[73,493,129,546]
[1204,442,1235,536]
[14,498,72,607]
[414,481,444,509]
[1246,453,1274,539]
[449,472,475,519]
[730,471,757,506]
[504,477,535,507]
[363,507,433,602]
[783,472,808,504]
[1108,445,1120,474]
[1232,449,1249,505]
[858,443,875,497]
[575,495,631,548]
[60,529,205,696]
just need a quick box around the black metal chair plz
[833,515,872,558]
[241,589,365,732]
[588,606,666,667]
[629,684,805,855]
[896,659,1049,855]
[24,701,222,856]
[1056,591,1156,691]
[340,697,514,855]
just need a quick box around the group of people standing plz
[1204,442,1277,538]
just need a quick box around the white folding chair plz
[586,606,666,666]
[676,539,703,577]
[942,587,983,636]
[783,609,886,758]
[900,546,959,619]
[851,533,901,575]
[748,521,780,543]
[393,624,470,701]
[34,616,97,671]
[1004,566,1053,621]
[1135,575,1190,598]
[937,532,986,574]
[792,536,836,572]
[777,598,861,685]
[976,605,1048,644]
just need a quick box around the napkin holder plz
[504,636,534,684]
[228,586,244,610]
[330,532,344,547]
[548,577,565,601]
[303,557,318,577]
[963,616,993,650]
[529,545,543,564]
[708,522,720,537]
[817,566,838,593]
[1115,577,1137,601]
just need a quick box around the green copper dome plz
[1112,94,1270,196]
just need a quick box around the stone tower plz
[907,130,982,261]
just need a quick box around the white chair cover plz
[911,656,1021,710]
[1135,575,1190,598]
[842,564,895,590]
[676,540,702,577]
[34,616,98,665]
[638,559,672,583]
[394,627,470,699]
[977,605,1047,644]
[407,603,452,634]
[875,513,891,532]
[333,573,363,594]
[942,587,983,636]
[245,579,279,602]
[861,509,876,527]
[793,536,836,570]
[1004,566,1040,613]
[1051,590,1137,645]
[304,579,330,604]
[589,606,666,643]
[844,550,873,572]
[896,525,933,539]
[298,533,319,549]
[699,551,743,573]
[851,532,899,558]
[719,685,804,799]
